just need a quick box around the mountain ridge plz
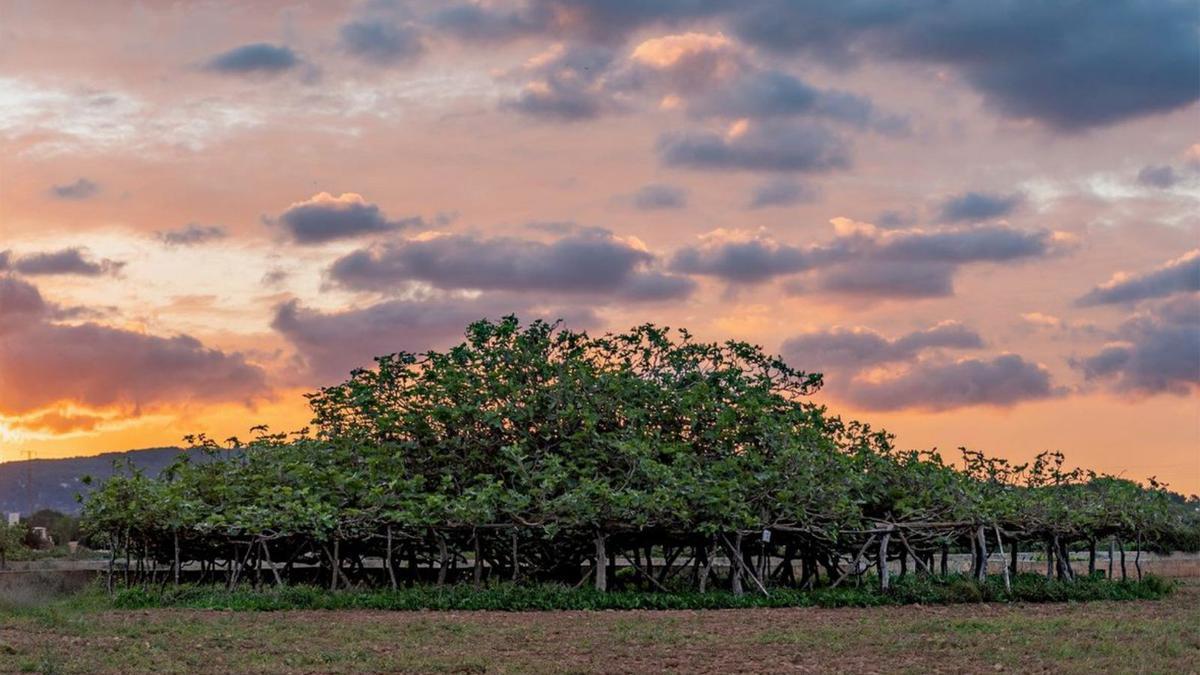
[0,447,205,516]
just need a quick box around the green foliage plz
[77,316,1199,591]
[0,520,26,566]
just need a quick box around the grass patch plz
[98,573,1172,612]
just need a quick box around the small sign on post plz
[761,529,772,543]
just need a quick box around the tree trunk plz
[173,528,181,586]
[408,542,419,587]
[473,532,484,589]
[1108,537,1115,579]
[1062,538,1075,581]
[107,536,116,594]
[228,544,239,590]
[742,544,756,588]
[594,533,607,592]
[878,531,891,591]
[1053,536,1064,580]
[1118,538,1127,581]
[699,542,715,593]
[757,539,769,588]
[252,542,261,588]
[329,538,339,591]
[1054,535,1073,581]
[436,532,449,586]
[976,525,989,583]
[386,526,398,590]
[969,531,979,578]
[774,543,796,584]
[1134,532,1142,581]
[1045,540,1054,578]
[940,544,949,577]
[1087,539,1096,577]
[511,530,520,582]
[658,545,684,587]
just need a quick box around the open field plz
[1,582,1196,674]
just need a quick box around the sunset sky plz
[1,1,1198,493]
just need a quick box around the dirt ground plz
[1,583,1197,674]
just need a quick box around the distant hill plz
[0,447,206,516]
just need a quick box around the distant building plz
[30,526,53,549]
[5,512,17,526]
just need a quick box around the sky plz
[1,0,1198,493]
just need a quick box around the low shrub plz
[108,573,1172,612]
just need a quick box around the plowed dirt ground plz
[1,582,1197,674]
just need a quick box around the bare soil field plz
[1,582,1197,674]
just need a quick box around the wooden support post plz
[832,535,875,589]
[261,539,283,586]
[993,524,1010,594]
[895,529,929,575]
[621,553,671,593]
[720,534,768,597]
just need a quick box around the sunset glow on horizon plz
[1,1,1198,493]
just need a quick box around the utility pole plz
[24,450,34,520]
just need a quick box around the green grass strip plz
[100,573,1174,612]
